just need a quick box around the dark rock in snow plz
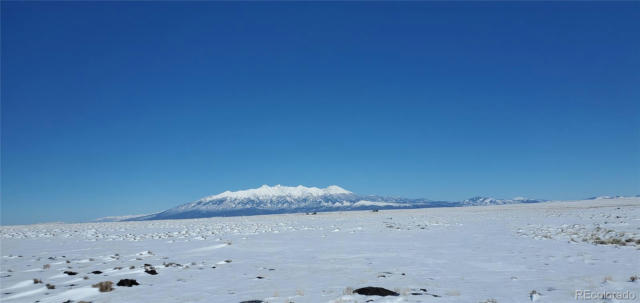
[91,271,103,274]
[63,271,78,276]
[144,264,158,275]
[163,262,182,268]
[117,279,140,287]
[353,287,399,296]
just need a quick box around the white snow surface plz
[1,197,639,303]
[201,184,352,202]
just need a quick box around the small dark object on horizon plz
[353,287,399,296]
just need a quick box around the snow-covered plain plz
[1,198,639,303]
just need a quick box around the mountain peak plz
[200,184,352,202]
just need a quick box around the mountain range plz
[90,185,549,222]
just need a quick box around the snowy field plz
[1,198,639,303]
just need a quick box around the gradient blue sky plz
[2,2,639,225]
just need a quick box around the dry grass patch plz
[92,281,114,292]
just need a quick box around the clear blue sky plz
[2,2,639,225]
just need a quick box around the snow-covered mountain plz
[126,185,550,221]
[130,185,446,221]
[586,195,623,200]
[200,184,353,200]
[461,196,545,206]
